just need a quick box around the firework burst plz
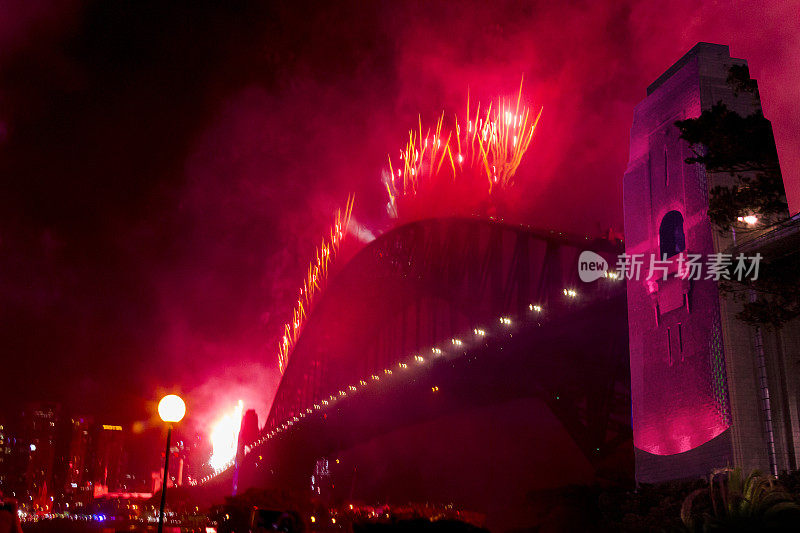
[277,194,355,373]
[209,400,244,472]
[384,79,542,219]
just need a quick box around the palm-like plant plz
[680,468,800,532]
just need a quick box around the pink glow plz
[634,403,728,455]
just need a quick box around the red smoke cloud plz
[0,1,797,452]
[122,0,800,428]
[388,1,800,228]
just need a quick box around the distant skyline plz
[1,1,798,461]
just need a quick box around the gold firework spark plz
[278,194,355,374]
[385,79,542,216]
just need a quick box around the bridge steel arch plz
[267,218,624,427]
[253,218,629,461]
[194,218,632,529]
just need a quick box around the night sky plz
[1,0,798,457]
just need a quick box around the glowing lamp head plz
[158,395,186,423]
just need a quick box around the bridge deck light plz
[415,355,425,363]
[451,338,462,346]
[500,317,512,325]
[371,375,380,380]
[349,385,357,391]
[530,304,542,312]
[432,348,442,355]
[360,380,367,385]
[473,328,486,336]
[563,288,577,298]
[384,369,392,375]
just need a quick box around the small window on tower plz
[659,210,686,258]
[667,327,672,366]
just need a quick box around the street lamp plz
[157,394,185,533]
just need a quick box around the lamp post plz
[157,394,185,533]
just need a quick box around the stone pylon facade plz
[623,42,800,483]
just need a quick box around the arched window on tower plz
[659,210,686,258]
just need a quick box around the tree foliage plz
[719,252,800,328]
[675,65,787,232]
[675,65,798,328]
[680,468,800,532]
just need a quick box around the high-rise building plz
[54,417,93,510]
[623,42,800,482]
[0,421,15,494]
[91,424,125,497]
[2,405,135,509]
[19,402,60,511]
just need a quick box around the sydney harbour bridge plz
[192,217,632,524]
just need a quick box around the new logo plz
[578,251,608,282]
